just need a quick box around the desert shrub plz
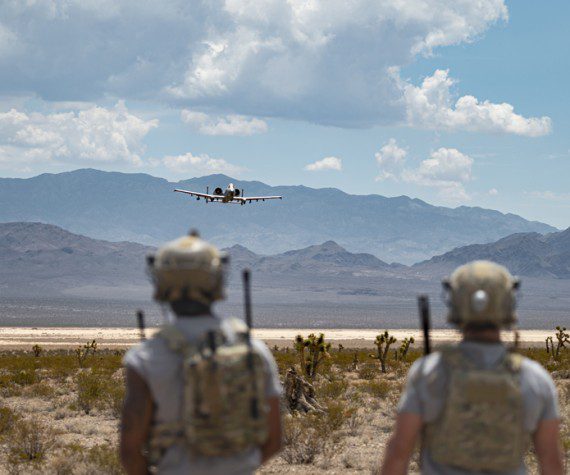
[107,383,126,418]
[32,345,42,358]
[281,418,326,465]
[86,444,124,475]
[317,378,349,400]
[359,380,392,399]
[22,381,55,399]
[319,400,355,432]
[7,419,55,465]
[345,412,364,436]
[357,362,377,380]
[75,340,98,368]
[0,405,19,436]
[76,370,106,414]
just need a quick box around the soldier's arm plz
[379,413,422,475]
[533,419,564,475]
[120,367,154,475]
[261,396,282,464]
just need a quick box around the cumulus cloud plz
[398,69,551,136]
[0,1,517,128]
[304,156,342,172]
[161,152,242,176]
[0,102,158,166]
[488,188,499,196]
[181,110,268,136]
[374,140,473,202]
[403,147,473,201]
[375,139,407,181]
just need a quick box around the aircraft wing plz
[173,189,222,200]
[237,195,283,202]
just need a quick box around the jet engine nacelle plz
[214,187,223,195]
[234,189,240,196]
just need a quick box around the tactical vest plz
[149,322,268,461]
[424,347,527,472]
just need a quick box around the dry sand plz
[0,326,554,349]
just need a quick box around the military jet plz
[174,183,282,205]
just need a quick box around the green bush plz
[7,418,55,465]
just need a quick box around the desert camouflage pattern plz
[425,347,527,472]
[150,323,268,459]
[148,234,227,304]
[446,260,518,328]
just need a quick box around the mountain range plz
[0,169,556,264]
[1,222,568,328]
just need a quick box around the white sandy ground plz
[0,327,555,349]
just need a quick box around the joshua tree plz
[294,333,331,379]
[397,337,415,362]
[75,340,98,368]
[374,331,397,373]
[545,336,554,355]
[32,344,43,358]
[553,326,569,360]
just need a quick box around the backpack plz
[424,346,528,472]
[149,320,268,459]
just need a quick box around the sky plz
[0,1,568,228]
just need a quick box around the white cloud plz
[0,102,158,166]
[488,188,499,196]
[304,156,342,171]
[375,138,407,181]
[161,152,242,176]
[0,1,516,128]
[375,142,474,202]
[181,110,268,136]
[403,147,473,201]
[398,69,551,136]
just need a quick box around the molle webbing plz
[425,348,527,472]
[151,324,268,459]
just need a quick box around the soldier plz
[381,260,564,474]
[120,232,282,475]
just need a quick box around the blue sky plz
[0,1,568,228]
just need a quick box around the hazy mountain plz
[225,240,390,274]
[0,222,152,296]
[415,228,570,278]
[0,169,556,264]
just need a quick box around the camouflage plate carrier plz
[425,347,528,472]
[149,321,268,460]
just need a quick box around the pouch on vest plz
[151,321,269,458]
[425,347,527,472]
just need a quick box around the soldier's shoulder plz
[123,334,170,367]
[408,352,444,381]
[518,355,555,384]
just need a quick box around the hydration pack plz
[150,320,268,459]
[425,347,527,472]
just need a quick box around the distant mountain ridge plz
[0,169,556,264]
[0,222,152,295]
[415,228,570,278]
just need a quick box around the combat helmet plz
[147,231,228,305]
[443,260,520,328]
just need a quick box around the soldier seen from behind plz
[120,232,282,474]
[381,261,564,474]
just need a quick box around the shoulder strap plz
[439,345,476,370]
[158,325,194,354]
[503,352,523,373]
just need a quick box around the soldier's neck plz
[170,301,213,317]
[462,328,501,343]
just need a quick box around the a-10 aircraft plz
[174,182,282,205]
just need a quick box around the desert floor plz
[0,327,554,349]
[0,329,567,474]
